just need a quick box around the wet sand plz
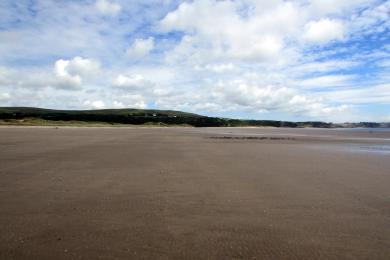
[0,127,389,259]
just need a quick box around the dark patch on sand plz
[209,136,296,140]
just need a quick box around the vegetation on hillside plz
[0,107,389,128]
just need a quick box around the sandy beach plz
[0,127,389,259]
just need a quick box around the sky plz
[0,0,389,122]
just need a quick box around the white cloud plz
[55,57,100,78]
[377,59,390,67]
[65,57,101,77]
[0,92,10,101]
[324,84,390,104]
[1,57,101,92]
[112,100,125,108]
[113,74,152,90]
[54,60,82,90]
[383,115,390,122]
[308,0,377,15]
[159,0,302,62]
[303,19,344,44]
[0,58,101,93]
[113,95,147,109]
[0,67,13,86]
[84,100,106,109]
[1,0,389,121]
[231,35,284,61]
[202,79,350,118]
[349,1,390,37]
[287,95,351,116]
[299,75,355,88]
[129,99,147,109]
[54,57,100,90]
[196,63,236,73]
[95,0,121,16]
[321,104,351,114]
[126,37,154,59]
[289,60,360,75]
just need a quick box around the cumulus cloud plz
[159,0,300,62]
[55,57,100,78]
[84,100,106,109]
[95,0,121,16]
[213,83,298,112]
[112,100,126,108]
[0,57,101,91]
[178,79,351,118]
[54,60,82,90]
[53,57,100,90]
[126,37,155,59]
[303,19,345,44]
[324,84,390,104]
[288,95,351,116]
[113,74,152,90]
[113,97,147,109]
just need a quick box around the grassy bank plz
[0,118,191,127]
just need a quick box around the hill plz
[0,107,389,128]
[0,107,223,127]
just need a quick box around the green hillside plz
[0,107,201,117]
[0,107,389,128]
[0,107,223,127]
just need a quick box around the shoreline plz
[1,124,390,129]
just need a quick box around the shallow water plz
[303,143,390,156]
[190,127,390,156]
[351,144,390,155]
[190,127,390,142]
[334,128,390,133]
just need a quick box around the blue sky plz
[0,0,389,122]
